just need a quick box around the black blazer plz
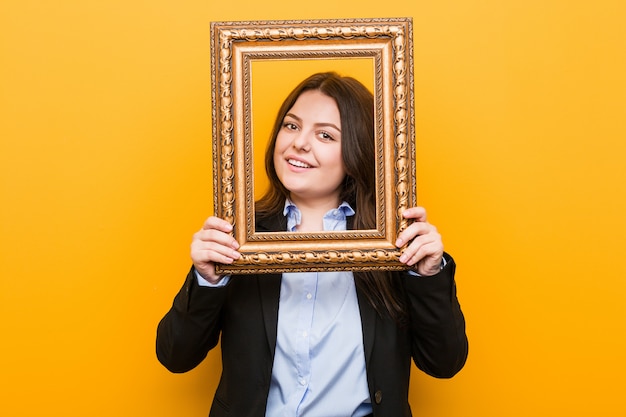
[157,214,468,417]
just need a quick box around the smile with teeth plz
[288,159,312,168]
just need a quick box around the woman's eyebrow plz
[316,121,341,132]
[284,112,301,122]
[284,112,341,132]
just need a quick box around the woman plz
[157,72,468,417]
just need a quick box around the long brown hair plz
[256,72,406,323]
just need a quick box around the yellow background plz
[1,1,625,416]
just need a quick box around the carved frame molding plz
[210,18,415,273]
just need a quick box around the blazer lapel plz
[253,213,287,358]
[257,274,282,358]
[254,211,287,233]
[355,286,377,367]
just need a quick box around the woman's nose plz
[292,131,311,151]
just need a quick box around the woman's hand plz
[395,207,444,276]
[190,216,240,284]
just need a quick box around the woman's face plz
[273,89,346,207]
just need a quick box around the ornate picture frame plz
[211,18,416,274]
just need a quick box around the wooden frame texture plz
[211,17,416,274]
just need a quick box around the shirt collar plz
[283,199,355,232]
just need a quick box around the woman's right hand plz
[191,216,240,284]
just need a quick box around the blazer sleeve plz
[403,253,469,378]
[156,266,227,373]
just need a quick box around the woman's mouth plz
[288,159,312,168]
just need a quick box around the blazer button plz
[374,390,383,404]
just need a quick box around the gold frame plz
[211,18,415,274]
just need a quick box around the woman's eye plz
[319,131,335,142]
[283,122,298,131]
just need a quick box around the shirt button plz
[306,293,312,300]
[302,331,308,337]
[299,378,306,386]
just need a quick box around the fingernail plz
[395,238,403,247]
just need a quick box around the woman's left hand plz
[395,206,444,276]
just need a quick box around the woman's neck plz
[289,194,341,232]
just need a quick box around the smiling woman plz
[157,65,469,413]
